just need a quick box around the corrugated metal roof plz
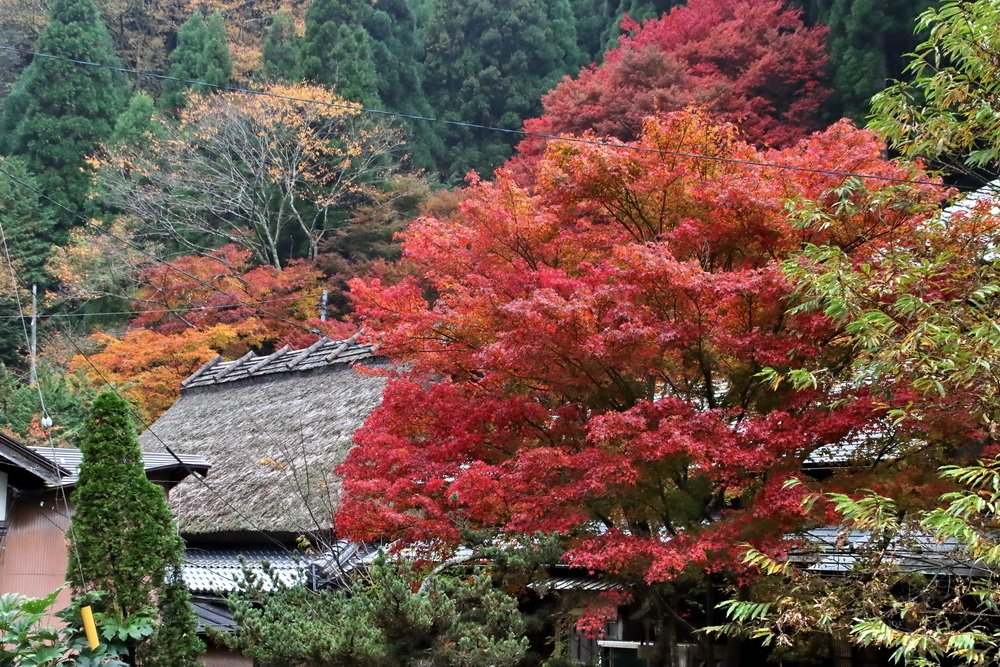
[182,336,376,389]
[789,526,988,577]
[28,447,209,488]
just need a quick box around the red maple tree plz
[336,110,968,644]
[514,0,830,173]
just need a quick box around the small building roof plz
[790,526,988,577]
[0,432,208,491]
[139,337,384,537]
[29,447,209,488]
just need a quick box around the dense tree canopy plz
[0,0,126,220]
[515,0,830,170]
[421,0,584,180]
[337,109,958,660]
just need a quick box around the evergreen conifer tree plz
[802,0,931,121]
[363,0,438,168]
[0,0,126,223]
[68,391,203,663]
[161,10,232,112]
[422,0,582,180]
[112,91,158,146]
[301,0,379,105]
[260,10,302,81]
[0,157,56,290]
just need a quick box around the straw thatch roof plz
[138,337,384,538]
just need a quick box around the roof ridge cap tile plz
[211,350,258,383]
[244,344,291,376]
[182,354,223,387]
[286,336,331,370]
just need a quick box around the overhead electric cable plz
[0,217,88,585]
[0,43,963,190]
[0,293,309,322]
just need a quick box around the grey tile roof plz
[804,426,918,468]
[532,577,621,592]
[182,542,374,594]
[181,548,310,594]
[28,447,209,488]
[182,336,376,389]
[939,179,1000,224]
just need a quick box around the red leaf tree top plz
[338,110,950,586]
[514,0,830,174]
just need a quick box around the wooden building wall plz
[0,490,73,620]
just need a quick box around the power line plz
[0,218,88,587]
[0,293,310,322]
[0,43,960,190]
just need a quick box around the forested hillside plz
[5,0,1000,663]
[0,0,933,452]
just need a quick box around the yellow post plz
[80,605,100,650]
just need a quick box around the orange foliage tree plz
[71,245,351,419]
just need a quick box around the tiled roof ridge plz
[182,335,375,389]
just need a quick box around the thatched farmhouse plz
[140,336,382,544]
[137,336,385,664]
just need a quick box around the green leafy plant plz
[0,588,155,666]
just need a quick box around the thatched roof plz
[139,337,384,538]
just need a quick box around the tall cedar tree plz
[0,157,55,290]
[301,0,379,105]
[260,10,302,82]
[161,10,232,112]
[68,391,202,664]
[422,0,583,180]
[0,0,125,223]
[802,0,932,122]
[362,0,439,170]
[514,0,830,173]
[337,109,960,662]
[297,0,438,167]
